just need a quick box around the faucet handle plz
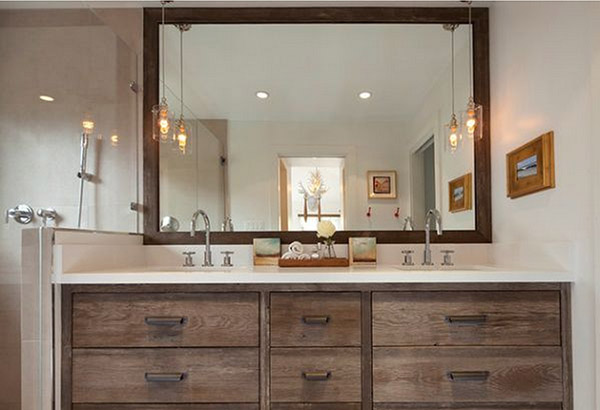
[221,251,234,267]
[401,250,415,266]
[441,250,455,266]
[182,251,196,267]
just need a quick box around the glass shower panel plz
[0,8,139,409]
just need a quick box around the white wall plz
[489,2,599,407]
[227,120,408,231]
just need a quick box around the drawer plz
[270,292,361,347]
[73,406,259,410]
[373,347,563,403]
[72,348,259,403]
[271,348,362,402]
[271,405,361,410]
[373,406,561,410]
[372,291,560,346]
[72,292,259,347]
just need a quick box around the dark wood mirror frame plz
[143,6,490,245]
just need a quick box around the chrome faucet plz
[423,209,442,266]
[190,209,213,267]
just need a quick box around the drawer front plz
[373,347,563,403]
[73,406,259,410]
[72,293,259,347]
[372,291,560,346]
[271,405,361,410]
[72,348,259,403]
[270,292,361,347]
[271,348,362,402]
[373,406,561,410]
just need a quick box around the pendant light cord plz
[161,1,166,99]
[451,26,455,115]
[468,1,474,98]
[180,27,184,116]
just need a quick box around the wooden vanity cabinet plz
[61,283,572,410]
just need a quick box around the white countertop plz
[52,265,573,284]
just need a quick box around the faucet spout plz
[423,209,442,266]
[190,209,212,267]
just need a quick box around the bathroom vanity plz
[57,274,572,410]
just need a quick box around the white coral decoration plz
[317,220,336,239]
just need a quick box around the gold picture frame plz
[506,131,555,199]
[367,170,397,199]
[448,173,472,213]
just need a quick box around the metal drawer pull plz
[447,371,490,382]
[302,371,331,381]
[444,315,487,326]
[144,372,187,382]
[302,315,330,325]
[144,316,187,327]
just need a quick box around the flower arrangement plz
[317,220,337,258]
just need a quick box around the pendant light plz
[152,0,174,143]
[444,24,461,153]
[461,0,483,140]
[174,24,191,154]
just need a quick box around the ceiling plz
[162,23,470,122]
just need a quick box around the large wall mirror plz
[144,8,490,244]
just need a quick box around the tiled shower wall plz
[0,9,141,409]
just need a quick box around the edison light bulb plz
[466,109,477,135]
[449,127,459,150]
[177,123,188,154]
[82,119,95,134]
[158,108,170,136]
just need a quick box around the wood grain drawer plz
[270,292,361,347]
[271,348,362,402]
[72,292,259,347]
[271,404,361,410]
[372,291,560,346]
[373,405,561,410]
[73,406,259,410]
[373,347,563,403]
[72,348,259,403]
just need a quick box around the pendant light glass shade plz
[152,97,174,142]
[445,113,462,153]
[460,96,483,140]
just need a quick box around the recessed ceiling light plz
[358,91,372,100]
[39,95,54,102]
[256,91,270,99]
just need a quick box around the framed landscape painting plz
[448,173,472,213]
[506,131,555,199]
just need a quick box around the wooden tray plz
[278,258,350,268]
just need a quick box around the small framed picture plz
[253,238,281,266]
[448,173,472,213]
[506,131,555,199]
[349,237,377,265]
[367,170,397,199]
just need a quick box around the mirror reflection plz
[158,23,475,232]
